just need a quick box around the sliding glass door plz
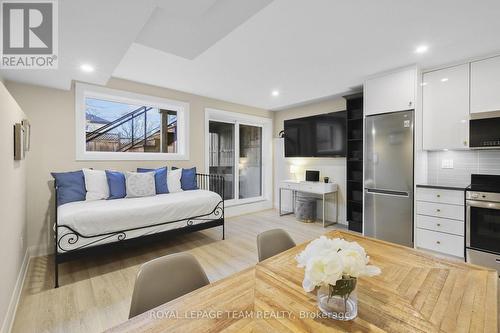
[209,121,235,200]
[208,120,263,203]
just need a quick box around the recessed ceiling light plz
[271,90,280,97]
[80,63,95,73]
[415,45,429,54]
[441,78,449,82]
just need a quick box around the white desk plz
[279,180,338,227]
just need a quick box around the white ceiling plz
[2,0,500,110]
[136,0,273,59]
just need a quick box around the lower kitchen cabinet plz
[416,228,464,257]
[415,186,465,258]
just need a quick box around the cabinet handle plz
[436,241,441,244]
[437,223,441,227]
[408,101,413,107]
[463,140,467,146]
[436,209,441,212]
[436,194,441,198]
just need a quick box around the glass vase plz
[317,277,358,321]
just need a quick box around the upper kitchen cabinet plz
[422,64,469,150]
[471,55,500,114]
[364,67,417,116]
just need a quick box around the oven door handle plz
[466,200,500,210]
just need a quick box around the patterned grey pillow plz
[125,171,156,198]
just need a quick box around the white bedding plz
[57,190,222,252]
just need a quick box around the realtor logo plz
[1,0,58,69]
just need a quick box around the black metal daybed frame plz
[54,173,225,288]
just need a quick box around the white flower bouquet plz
[296,236,381,320]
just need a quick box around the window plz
[206,108,271,206]
[76,83,189,160]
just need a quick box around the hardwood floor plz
[11,209,342,333]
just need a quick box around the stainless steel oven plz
[466,190,500,277]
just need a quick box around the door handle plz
[365,189,409,197]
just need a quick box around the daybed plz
[54,173,224,288]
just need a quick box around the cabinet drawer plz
[416,201,464,221]
[416,228,464,257]
[281,182,299,191]
[416,187,464,205]
[299,182,337,194]
[416,215,464,236]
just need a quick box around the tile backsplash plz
[427,150,500,187]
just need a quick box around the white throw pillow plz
[125,171,156,198]
[167,168,183,193]
[83,168,109,201]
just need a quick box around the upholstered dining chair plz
[257,229,296,262]
[129,252,210,318]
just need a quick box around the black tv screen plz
[284,111,346,157]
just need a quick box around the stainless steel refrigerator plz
[364,110,414,247]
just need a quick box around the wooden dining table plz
[107,230,498,333]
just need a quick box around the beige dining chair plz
[257,229,296,262]
[129,252,210,318]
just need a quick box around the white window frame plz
[75,83,190,161]
[205,108,272,207]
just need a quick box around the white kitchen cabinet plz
[416,228,464,257]
[415,186,464,258]
[364,67,416,116]
[470,55,500,114]
[422,64,469,150]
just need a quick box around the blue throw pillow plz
[137,167,168,194]
[51,170,86,206]
[105,170,126,199]
[173,167,198,190]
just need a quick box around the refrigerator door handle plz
[365,188,409,197]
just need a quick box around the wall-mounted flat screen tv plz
[284,111,346,157]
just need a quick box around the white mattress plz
[57,190,223,253]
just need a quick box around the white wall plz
[0,81,27,333]
[273,97,347,224]
[5,78,271,254]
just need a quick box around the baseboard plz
[1,249,30,333]
[28,244,52,257]
[225,200,273,217]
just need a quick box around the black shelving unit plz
[344,93,363,233]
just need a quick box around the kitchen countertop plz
[416,183,468,191]
[108,230,497,333]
